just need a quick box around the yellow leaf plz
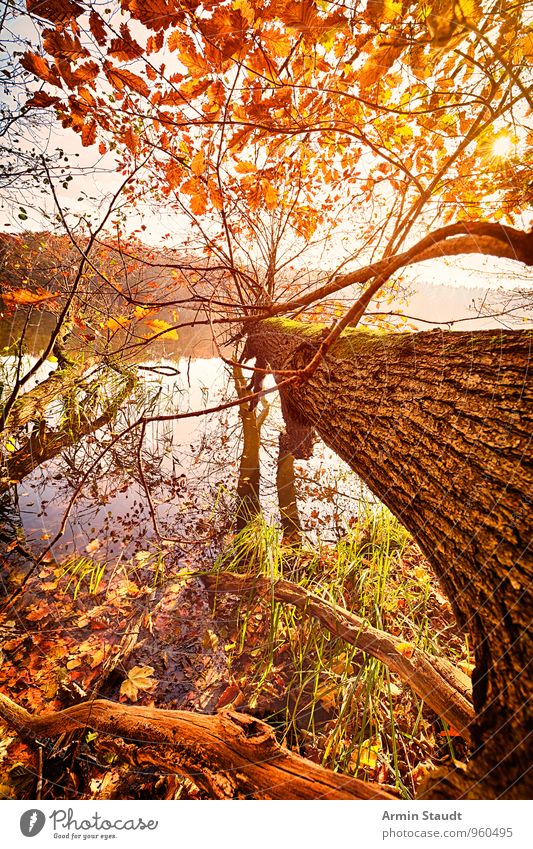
[120,665,156,702]
[144,318,179,341]
[105,315,130,331]
[383,0,402,22]
[134,305,155,319]
[396,641,415,658]
[351,737,380,770]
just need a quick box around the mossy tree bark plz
[247,319,532,799]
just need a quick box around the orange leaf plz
[123,125,140,154]
[43,29,89,61]
[81,119,97,147]
[26,0,84,25]
[190,189,207,216]
[20,51,62,88]
[104,63,150,98]
[235,161,257,173]
[262,179,278,209]
[89,10,107,46]
[1,288,59,307]
[109,24,144,61]
[190,150,206,176]
[144,318,179,340]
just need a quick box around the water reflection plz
[2,332,369,565]
[12,358,235,560]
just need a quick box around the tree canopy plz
[9,0,532,315]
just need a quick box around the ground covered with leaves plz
[0,506,472,800]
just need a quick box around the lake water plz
[1,348,366,566]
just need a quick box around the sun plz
[491,134,514,158]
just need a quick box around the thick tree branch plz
[0,692,393,800]
[269,222,533,317]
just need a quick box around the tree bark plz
[247,319,532,799]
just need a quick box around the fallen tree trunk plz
[203,571,474,740]
[5,358,95,432]
[246,320,532,799]
[1,368,135,492]
[0,692,393,800]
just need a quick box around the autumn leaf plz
[109,24,144,62]
[190,189,207,216]
[89,10,107,46]
[351,737,381,771]
[235,161,257,173]
[261,179,278,209]
[104,315,131,331]
[120,665,156,702]
[144,318,179,340]
[26,0,84,25]
[43,29,89,61]
[81,119,97,147]
[26,91,60,108]
[190,150,206,176]
[396,641,415,658]
[1,288,59,307]
[104,63,150,98]
[20,52,62,88]
[458,660,475,677]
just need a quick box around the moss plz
[262,316,410,359]
[263,317,326,337]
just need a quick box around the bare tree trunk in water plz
[246,319,532,799]
[276,431,302,548]
[232,365,269,530]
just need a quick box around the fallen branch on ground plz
[203,571,474,741]
[0,692,393,800]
